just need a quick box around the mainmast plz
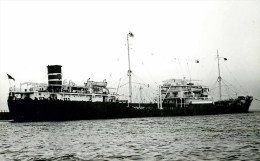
[217,50,222,100]
[127,32,134,105]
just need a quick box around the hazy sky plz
[0,0,259,110]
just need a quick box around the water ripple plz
[0,111,260,160]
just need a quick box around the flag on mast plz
[7,74,15,81]
[128,32,134,37]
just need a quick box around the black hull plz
[8,97,253,122]
[0,112,11,120]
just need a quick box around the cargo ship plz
[7,33,253,122]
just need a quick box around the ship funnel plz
[47,65,62,92]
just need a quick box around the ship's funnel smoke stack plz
[47,65,62,92]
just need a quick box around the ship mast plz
[127,32,134,105]
[217,50,222,100]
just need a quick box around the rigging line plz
[119,84,128,99]
[223,82,239,97]
[142,87,155,103]
[131,72,146,85]
[221,79,240,94]
[186,59,191,81]
[131,72,157,92]
[117,77,127,93]
[209,80,218,91]
[223,62,248,94]
[221,79,242,96]
[221,94,236,96]
[108,79,120,89]
[221,79,239,93]
[140,61,159,85]
[146,94,155,103]
[173,58,180,78]
[148,87,157,102]
[107,73,124,88]
[132,71,153,88]
[221,80,235,98]
[177,59,185,78]
[117,73,130,87]
[205,59,217,86]
[209,86,219,91]
[119,82,129,88]
[135,81,155,103]
[211,85,229,90]
[209,84,231,92]
[133,86,138,103]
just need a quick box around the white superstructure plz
[10,80,117,103]
[161,78,213,107]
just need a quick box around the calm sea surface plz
[0,110,260,161]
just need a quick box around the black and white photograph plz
[0,0,259,160]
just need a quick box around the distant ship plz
[7,33,253,122]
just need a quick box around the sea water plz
[0,110,259,161]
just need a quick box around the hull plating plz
[8,97,253,122]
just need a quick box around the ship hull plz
[8,96,253,122]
